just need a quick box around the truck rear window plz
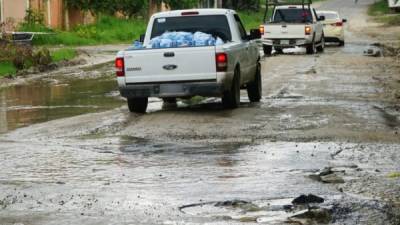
[151,15,232,42]
[273,9,313,23]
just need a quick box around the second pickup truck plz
[260,4,325,55]
[116,9,262,113]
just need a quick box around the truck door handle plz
[164,52,175,57]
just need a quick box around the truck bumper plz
[119,81,224,98]
[262,38,309,47]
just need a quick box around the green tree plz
[223,0,260,11]
[117,0,147,17]
[65,0,146,17]
[163,0,199,9]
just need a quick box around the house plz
[0,0,225,32]
[0,0,93,30]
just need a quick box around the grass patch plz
[19,15,147,46]
[368,0,400,26]
[368,0,391,16]
[0,48,77,78]
[376,14,400,25]
[51,49,77,62]
[0,61,17,77]
[388,172,400,178]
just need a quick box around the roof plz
[151,8,236,18]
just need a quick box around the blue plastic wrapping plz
[148,31,225,49]
[133,40,143,49]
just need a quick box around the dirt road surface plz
[1,0,399,224]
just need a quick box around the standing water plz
[0,75,123,134]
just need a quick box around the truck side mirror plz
[318,16,325,21]
[139,34,145,43]
[249,29,261,40]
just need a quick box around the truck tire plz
[263,45,272,56]
[275,47,283,54]
[317,35,325,52]
[222,68,240,109]
[339,40,345,46]
[306,37,316,55]
[247,63,262,102]
[162,98,177,109]
[127,97,148,113]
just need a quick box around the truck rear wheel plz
[317,35,325,52]
[275,47,283,54]
[247,63,262,102]
[222,68,240,109]
[263,45,272,56]
[306,37,316,55]
[127,97,148,113]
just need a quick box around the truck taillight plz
[115,57,125,77]
[259,25,265,34]
[305,26,312,35]
[216,53,228,72]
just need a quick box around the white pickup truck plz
[115,9,262,113]
[260,4,325,55]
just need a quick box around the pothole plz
[179,196,337,224]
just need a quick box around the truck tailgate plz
[264,23,307,39]
[124,46,217,84]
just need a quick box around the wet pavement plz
[1,0,400,224]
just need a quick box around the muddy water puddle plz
[0,76,124,134]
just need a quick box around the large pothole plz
[179,195,398,224]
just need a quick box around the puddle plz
[0,76,124,134]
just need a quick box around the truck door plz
[234,14,251,83]
[313,8,323,42]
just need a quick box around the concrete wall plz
[1,0,28,23]
[49,0,63,28]
[0,0,88,30]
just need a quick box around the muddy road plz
[1,0,400,224]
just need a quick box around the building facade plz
[0,0,92,30]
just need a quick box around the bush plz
[33,48,52,67]
[20,15,147,46]
[0,42,33,70]
[51,49,77,62]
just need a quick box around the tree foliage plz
[64,0,262,17]
[222,0,261,11]
[64,0,147,17]
[163,0,199,9]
